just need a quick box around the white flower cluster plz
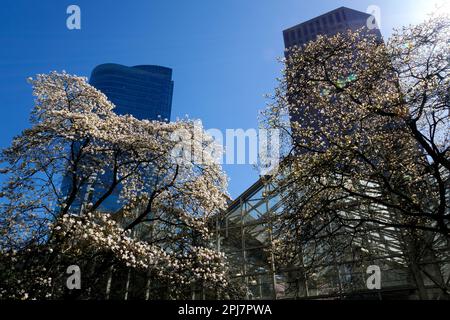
[1,71,233,297]
[56,212,229,288]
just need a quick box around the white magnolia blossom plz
[0,71,232,299]
[262,15,450,288]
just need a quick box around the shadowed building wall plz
[282,7,382,153]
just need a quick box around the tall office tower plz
[282,7,382,151]
[62,63,174,213]
[89,63,174,121]
[283,7,382,50]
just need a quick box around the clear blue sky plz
[0,0,447,198]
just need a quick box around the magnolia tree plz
[262,15,450,298]
[0,72,237,299]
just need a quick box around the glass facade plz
[214,175,450,300]
[89,63,173,121]
[62,63,174,214]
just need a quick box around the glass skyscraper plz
[89,63,174,121]
[62,63,174,213]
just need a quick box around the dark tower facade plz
[283,6,382,50]
[282,7,382,151]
